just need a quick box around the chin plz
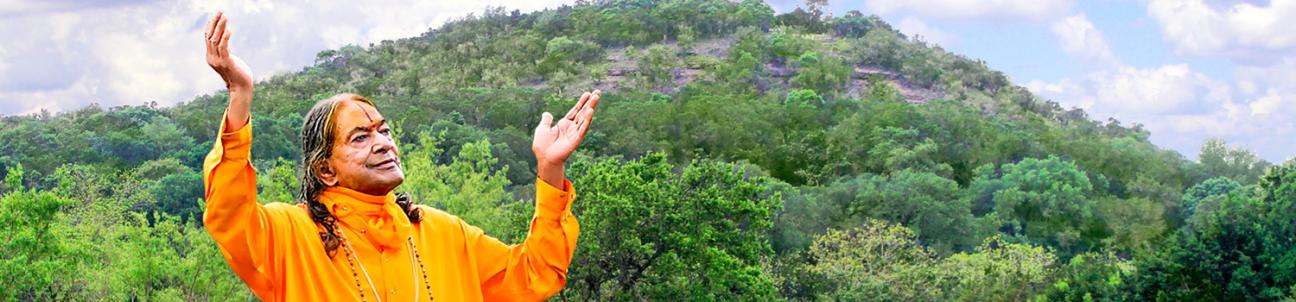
[377,170,405,190]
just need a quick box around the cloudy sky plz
[1,0,1292,162]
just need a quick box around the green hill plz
[1,0,1291,300]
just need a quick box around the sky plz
[0,0,1292,162]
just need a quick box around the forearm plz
[537,161,565,189]
[224,86,253,132]
[202,113,278,291]
[479,178,579,300]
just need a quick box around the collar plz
[317,186,411,250]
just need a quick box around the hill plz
[0,0,1290,300]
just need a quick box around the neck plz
[323,185,396,205]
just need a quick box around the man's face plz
[323,100,403,195]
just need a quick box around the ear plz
[316,161,339,186]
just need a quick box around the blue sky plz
[0,0,1292,162]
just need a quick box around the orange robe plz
[202,112,580,301]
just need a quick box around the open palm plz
[533,90,600,167]
[204,11,253,91]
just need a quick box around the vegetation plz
[0,0,1289,300]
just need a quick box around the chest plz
[276,220,484,301]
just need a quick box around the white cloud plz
[898,16,954,46]
[866,0,1075,22]
[1147,0,1296,63]
[1051,14,1115,65]
[0,0,577,116]
[1088,64,1224,115]
[1028,63,1294,162]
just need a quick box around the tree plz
[1199,138,1271,184]
[790,51,852,97]
[1181,176,1245,225]
[846,170,976,253]
[561,153,780,301]
[1132,160,1296,301]
[734,0,775,30]
[798,220,941,301]
[256,158,301,204]
[0,164,80,301]
[856,28,906,70]
[932,236,1057,301]
[867,127,953,177]
[635,44,679,92]
[676,24,696,54]
[398,130,526,242]
[150,168,204,224]
[1043,252,1134,301]
[971,156,1104,255]
[540,36,603,76]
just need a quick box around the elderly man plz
[200,11,597,301]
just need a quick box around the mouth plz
[372,158,399,170]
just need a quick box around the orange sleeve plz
[201,112,281,296]
[471,178,580,301]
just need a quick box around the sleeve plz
[201,111,281,296]
[471,177,581,301]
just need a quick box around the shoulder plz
[413,205,489,236]
[262,202,315,226]
[414,205,463,227]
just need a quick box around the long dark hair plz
[299,93,422,258]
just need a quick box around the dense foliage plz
[0,0,1288,300]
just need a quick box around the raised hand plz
[204,11,255,131]
[533,90,600,186]
[205,11,252,90]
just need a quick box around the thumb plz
[537,112,554,130]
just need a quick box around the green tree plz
[1181,176,1245,226]
[636,44,679,92]
[972,156,1104,255]
[0,164,81,301]
[790,51,851,97]
[932,236,1057,301]
[676,24,696,54]
[399,130,526,242]
[846,170,976,253]
[561,153,780,301]
[1133,160,1296,301]
[151,168,203,224]
[798,220,942,301]
[1199,138,1271,184]
[1044,252,1133,301]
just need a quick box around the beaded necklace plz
[340,231,435,301]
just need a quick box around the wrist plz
[537,160,566,187]
[228,84,254,94]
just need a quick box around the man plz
[200,11,597,301]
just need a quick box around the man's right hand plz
[204,11,254,131]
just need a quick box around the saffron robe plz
[202,112,580,301]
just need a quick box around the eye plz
[379,128,392,136]
[352,134,369,143]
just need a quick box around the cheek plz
[333,146,368,170]
[345,149,371,166]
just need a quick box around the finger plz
[565,92,590,120]
[204,12,218,40]
[586,90,600,111]
[212,14,227,45]
[578,108,594,132]
[537,112,554,130]
[577,116,591,136]
[219,27,232,57]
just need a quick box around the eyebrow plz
[346,119,387,138]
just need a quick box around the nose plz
[372,131,397,156]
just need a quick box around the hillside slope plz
[0,1,1289,301]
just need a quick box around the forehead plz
[332,100,384,128]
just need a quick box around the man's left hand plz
[533,90,600,186]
